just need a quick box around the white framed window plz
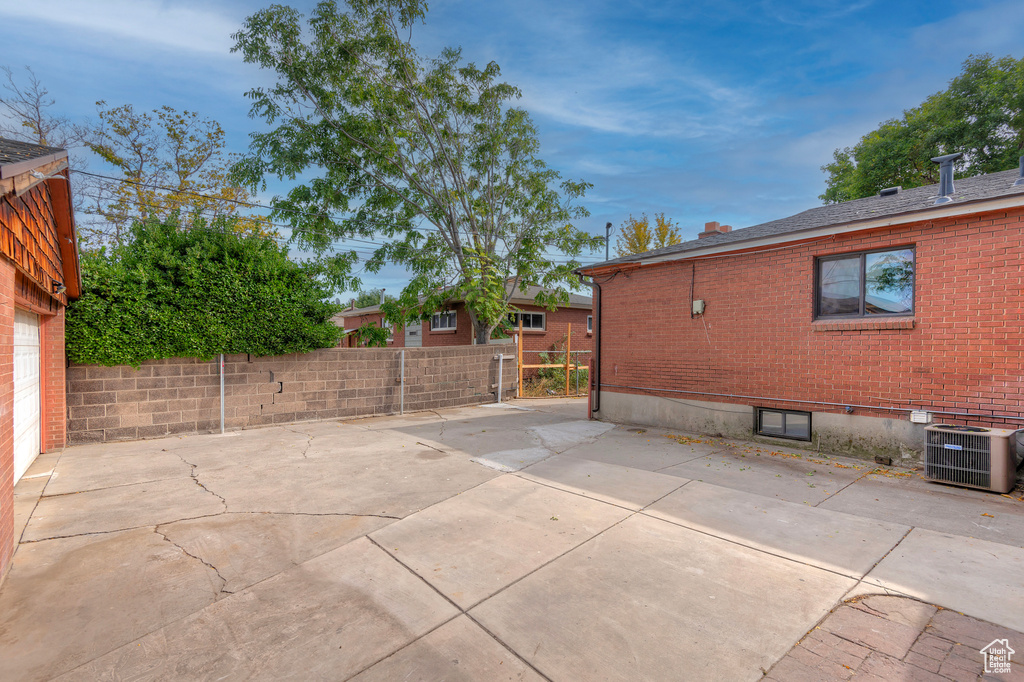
[587,315,593,333]
[508,311,546,331]
[430,311,457,331]
[383,320,393,340]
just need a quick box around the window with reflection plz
[816,248,914,318]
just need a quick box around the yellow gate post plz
[565,323,572,396]
[517,319,523,398]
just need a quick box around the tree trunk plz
[475,322,490,346]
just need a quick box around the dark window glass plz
[817,248,914,318]
[818,256,861,316]
[509,312,545,330]
[756,408,812,441]
[431,311,457,330]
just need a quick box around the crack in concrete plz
[280,426,314,458]
[175,453,228,511]
[17,512,229,544]
[234,511,403,520]
[428,410,449,438]
[415,441,447,454]
[153,525,232,597]
[38,477,186,499]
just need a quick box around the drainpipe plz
[576,271,601,414]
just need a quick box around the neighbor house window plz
[430,311,457,330]
[509,312,546,330]
[756,408,812,441]
[816,247,914,318]
[587,315,593,333]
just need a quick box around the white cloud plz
[0,0,240,56]
[912,0,1024,56]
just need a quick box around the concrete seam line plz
[14,451,64,549]
[463,612,556,682]
[507,472,643,515]
[338,611,464,682]
[812,466,875,508]
[851,525,916,588]
[634,508,870,583]
[465,509,640,614]
[365,535,466,614]
[17,511,230,544]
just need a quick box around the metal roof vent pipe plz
[931,152,964,204]
[1014,156,1024,187]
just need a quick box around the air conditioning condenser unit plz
[923,424,1024,493]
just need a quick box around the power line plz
[70,168,600,261]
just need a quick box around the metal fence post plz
[400,349,405,415]
[219,354,225,434]
[496,353,503,403]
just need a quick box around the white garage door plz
[13,308,41,484]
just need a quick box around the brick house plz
[0,138,81,582]
[579,162,1024,462]
[336,284,593,359]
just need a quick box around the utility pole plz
[605,222,612,261]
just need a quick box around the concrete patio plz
[1,398,1022,680]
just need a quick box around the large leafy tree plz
[614,212,682,257]
[232,0,602,344]
[66,214,343,366]
[821,54,1024,204]
[88,103,273,245]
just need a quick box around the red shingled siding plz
[595,206,1024,426]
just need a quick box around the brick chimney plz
[699,221,732,239]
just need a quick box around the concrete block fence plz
[66,345,518,444]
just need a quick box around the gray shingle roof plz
[0,137,68,179]
[587,167,1024,268]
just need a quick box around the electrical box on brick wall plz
[692,299,705,315]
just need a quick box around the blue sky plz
[2,0,1023,297]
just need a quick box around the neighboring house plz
[579,160,1024,462]
[0,138,81,582]
[334,284,593,358]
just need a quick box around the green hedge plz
[66,216,344,366]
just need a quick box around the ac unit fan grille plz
[925,430,991,489]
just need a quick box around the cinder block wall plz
[67,345,517,444]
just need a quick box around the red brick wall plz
[595,207,1024,427]
[41,308,66,451]
[516,305,593,355]
[341,312,403,347]
[342,302,595,353]
[0,258,14,583]
[422,305,475,346]
[1,179,74,584]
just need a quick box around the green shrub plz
[66,215,344,366]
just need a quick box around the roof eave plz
[0,150,69,180]
[582,193,1024,272]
